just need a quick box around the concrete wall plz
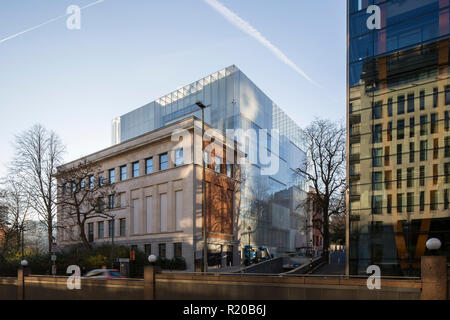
[0,273,423,300]
[23,276,143,300]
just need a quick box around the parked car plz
[84,269,126,279]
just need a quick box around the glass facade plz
[348,0,450,275]
[112,65,307,255]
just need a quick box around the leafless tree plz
[0,176,31,257]
[56,159,117,250]
[296,119,346,261]
[9,124,65,253]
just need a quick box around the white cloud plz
[203,0,320,87]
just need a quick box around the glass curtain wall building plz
[112,65,307,257]
[347,0,450,275]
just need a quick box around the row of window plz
[370,137,450,167]
[371,189,450,214]
[108,150,183,183]
[371,87,450,119]
[371,113,450,143]
[142,242,182,259]
[87,218,126,241]
[371,163,450,190]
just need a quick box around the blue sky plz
[0,0,346,175]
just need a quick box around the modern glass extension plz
[112,65,307,256]
[347,0,450,275]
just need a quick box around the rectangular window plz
[158,243,166,258]
[446,86,450,105]
[420,166,425,187]
[446,137,450,157]
[407,93,414,113]
[174,243,182,258]
[385,171,392,190]
[108,194,115,209]
[160,153,168,171]
[372,124,382,143]
[387,122,392,141]
[445,190,449,210]
[407,168,414,188]
[226,164,233,178]
[384,146,390,166]
[371,195,382,214]
[120,218,126,236]
[420,115,428,136]
[144,244,151,256]
[397,194,403,213]
[160,193,167,232]
[397,95,405,114]
[89,175,95,189]
[420,90,425,110]
[387,195,392,214]
[420,192,425,212]
[446,163,450,183]
[132,161,139,178]
[88,223,94,242]
[397,120,404,140]
[407,192,414,213]
[98,221,104,238]
[433,138,439,159]
[433,87,438,108]
[420,140,428,161]
[146,157,153,174]
[109,220,115,237]
[98,197,105,212]
[120,165,127,181]
[388,98,393,116]
[433,164,438,185]
[372,172,382,190]
[146,196,153,233]
[430,190,438,211]
[214,156,221,173]
[409,117,415,138]
[446,112,450,131]
[175,149,183,167]
[372,101,382,119]
[397,169,402,189]
[397,144,402,165]
[431,113,437,134]
[99,176,105,187]
[109,169,115,184]
[409,142,415,163]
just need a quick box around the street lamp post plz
[195,101,208,273]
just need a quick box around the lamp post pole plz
[195,101,208,274]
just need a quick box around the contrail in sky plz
[203,0,320,87]
[0,0,105,45]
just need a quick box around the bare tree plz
[0,176,31,257]
[9,124,65,253]
[296,119,346,261]
[56,159,117,250]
